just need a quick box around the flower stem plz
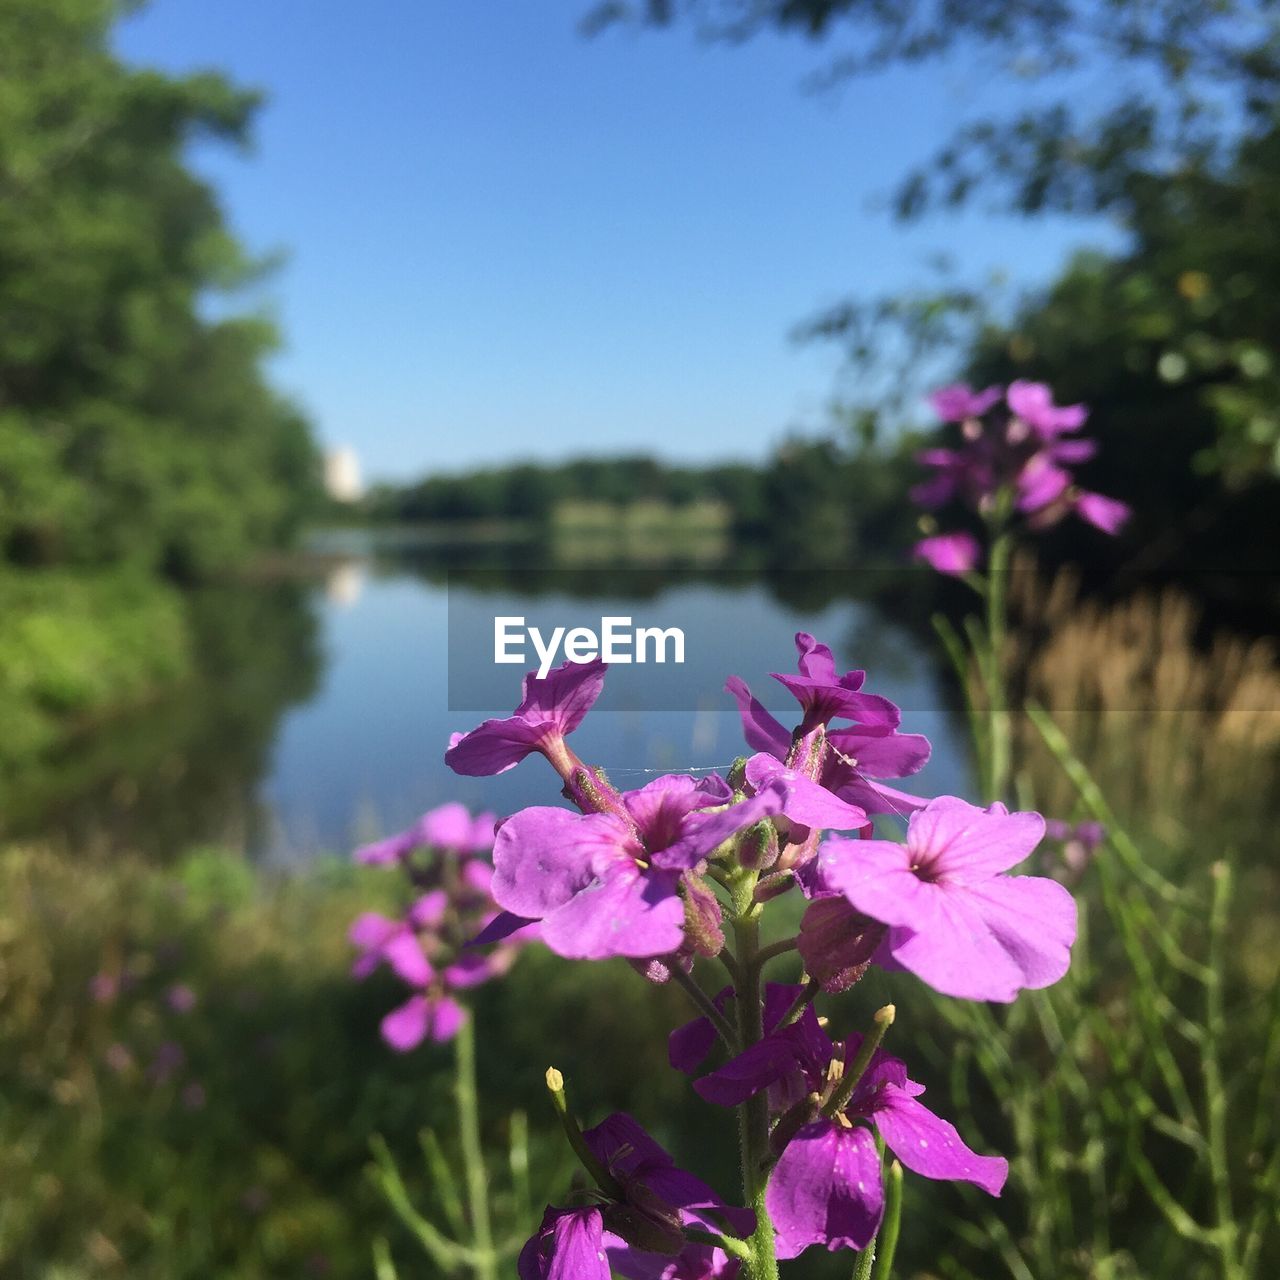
[544,1067,625,1201]
[671,964,739,1051]
[984,526,1013,803]
[454,1013,497,1280]
[823,1005,896,1119]
[729,871,779,1280]
[754,936,799,968]
[872,1160,904,1279]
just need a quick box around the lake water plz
[12,548,975,865]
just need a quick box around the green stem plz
[545,1068,625,1200]
[455,1013,497,1280]
[729,873,779,1280]
[852,1234,877,1280]
[754,936,799,968]
[823,1005,896,1119]
[984,527,1013,803]
[672,964,739,1050]
[871,1160,904,1279]
[1204,862,1242,1280]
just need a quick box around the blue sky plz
[115,0,1120,481]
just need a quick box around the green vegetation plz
[0,844,693,1279]
[0,0,320,784]
[0,572,190,769]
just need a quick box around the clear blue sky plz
[115,0,1119,482]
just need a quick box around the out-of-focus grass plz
[0,844,703,1279]
[1007,561,1280,860]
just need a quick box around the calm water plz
[258,556,972,865]
[13,550,975,865]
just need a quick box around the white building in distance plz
[324,446,364,502]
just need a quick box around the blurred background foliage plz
[1,0,1278,1277]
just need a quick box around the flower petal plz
[694,1035,809,1107]
[541,863,686,960]
[652,785,787,871]
[381,994,430,1052]
[745,755,868,833]
[724,676,792,758]
[827,728,931,780]
[930,383,1003,422]
[428,994,466,1043]
[492,807,629,920]
[913,533,981,576]
[513,658,608,735]
[816,836,930,930]
[382,931,434,987]
[445,717,552,776]
[519,1206,610,1280]
[767,1121,883,1257]
[906,797,1045,881]
[1075,491,1131,534]
[877,888,1029,1002]
[966,874,1077,991]
[870,1085,1007,1195]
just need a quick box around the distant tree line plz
[361,435,922,568]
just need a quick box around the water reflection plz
[2,583,323,860]
[5,545,975,865]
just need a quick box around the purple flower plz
[913,381,1130,569]
[1006,379,1087,438]
[381,991,467,1050]
[767,633,900,733]
[1044,818,1106,876]
[519,1207,610,1280]
[693,1003,1006,1257]
[909,448,983,510]
[929,383,1003,423]
[89,972,119,1004]
[520,1115,752,1279]
[607,1240,739,1280]
[491,775,785,961]
[795,896,883,994]
[446,658,606,779]
[1015,455,1072,514]
[669,983,808,1077]
[165,983,197,1014]
[586,1112,755,1246]
[354,802,497,865]
[913,532,981,576]
[817,797,1077,1002]
[348,902,440,984]
[1075,490,1131,534]
[147,1040,186,1085]
[725,655,931,819]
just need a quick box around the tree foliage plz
[0,0,320,578]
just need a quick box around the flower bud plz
[796,897,884,994]
[681,873,725,958]
[737,819,779,871]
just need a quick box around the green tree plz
[0,0,320,578]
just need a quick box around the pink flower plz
[817,797,1077,1002]
[912,532,981,576]
[445,658,606,778]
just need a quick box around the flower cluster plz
[349,801,533,1051]
[448,635,1078,1272]
[913,380,1131,575]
